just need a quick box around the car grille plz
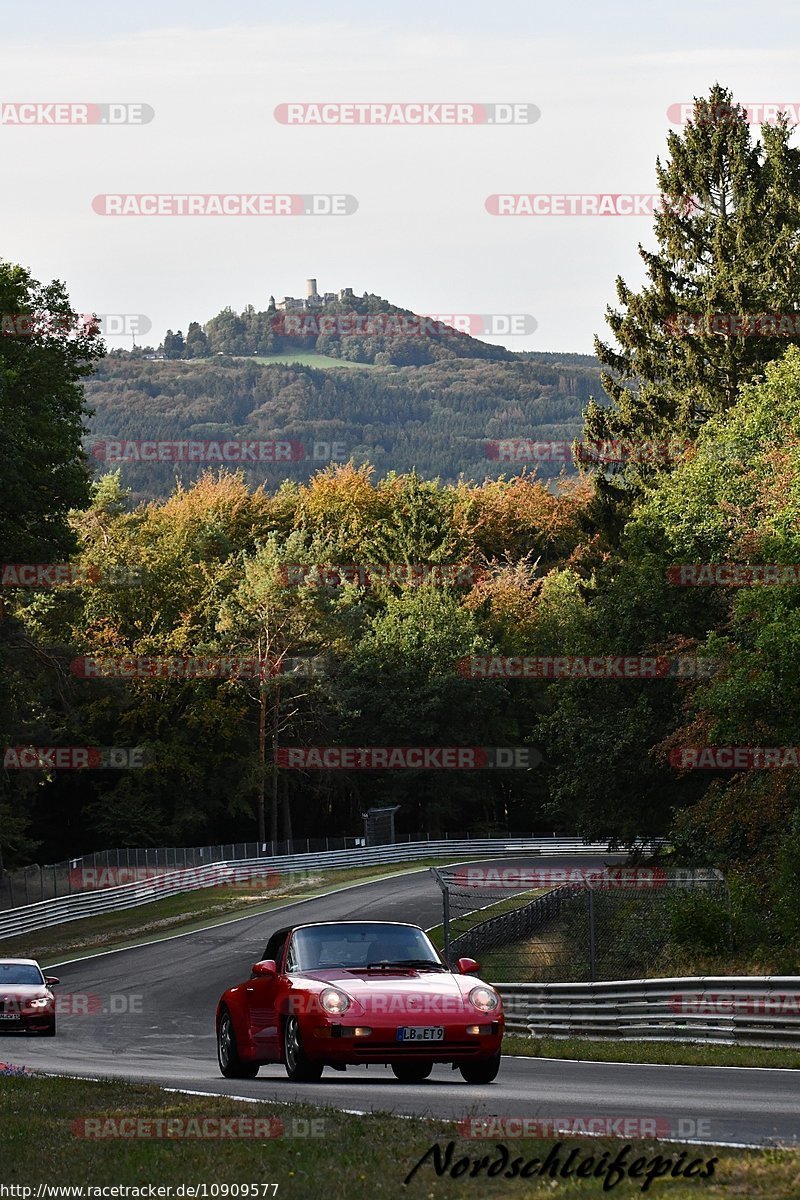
[350,1041,482,1056]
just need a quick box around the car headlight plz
[27,997,50,1009]
[319,987,351,1015]
[468,985,500,1013]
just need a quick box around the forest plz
[87,349,598,501]
[3,87,800,962]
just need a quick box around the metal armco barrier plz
[497,977,800,1048]
[0,838,616,939]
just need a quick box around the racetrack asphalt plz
[5,856,799,1149]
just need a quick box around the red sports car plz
[0,958,59,1036]
[216,920,503,1084]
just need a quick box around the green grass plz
[243,352,376,370]
[428,890,545,952]
[503,1033,800,1070]
[0,861,453,966]
[1,1075,797,1196]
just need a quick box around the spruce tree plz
[585,84,800,502]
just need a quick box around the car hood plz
[0,985,49,1000]
[292,968,491,1015]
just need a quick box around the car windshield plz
[0,963,44,986]
[288,924,443,971]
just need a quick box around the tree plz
[0,261,102,866]
[217,539,325,842]
[0,261,104,561]
[585,84,800,508]
[184,321,210,358]
[162,329,185,359]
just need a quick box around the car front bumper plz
[305,1017,504,1065]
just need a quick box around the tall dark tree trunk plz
[257,686,266,844]
[270,684,281,844]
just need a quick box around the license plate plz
[396,1026,444,1042]
[0,1013,19,1021]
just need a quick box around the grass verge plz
[0,861,453,966]
[1,1075,798,1196]
[502,1033,800,1070]
[427,890,544,952]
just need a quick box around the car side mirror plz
[251,959,277,979]
[457,957,481,975]
[44,976,60,986]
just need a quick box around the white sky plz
[3,0,799,353]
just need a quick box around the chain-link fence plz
[431,864,730,982]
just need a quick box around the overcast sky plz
[3,0,799,352]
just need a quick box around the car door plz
[245,930,288,1060]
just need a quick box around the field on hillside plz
[245,352,377,369]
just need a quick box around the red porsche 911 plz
[216,920,504,1084]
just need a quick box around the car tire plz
[459,1052,501,1084]
[217,1007,259,1079]
[391,1062,433,1083]
[42,1018,56,1037]
[283,1016,323,1082]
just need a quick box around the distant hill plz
[198,290,517,366]
[87,292,601,500]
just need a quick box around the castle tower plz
[306,278,318,298]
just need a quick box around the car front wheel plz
[459,1052,501,1084]
[283,1016,323,1082]
[217,1008,259,1079]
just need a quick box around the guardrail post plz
[442,885,451,965]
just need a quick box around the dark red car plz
[216,920,503,1084]
[0,958,59,1036]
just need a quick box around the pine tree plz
[585,84,800,501]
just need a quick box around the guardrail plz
[0,837,617,939]
[0,831,633,909]
[497,977,800,1048]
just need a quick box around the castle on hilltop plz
[272,279,354,313]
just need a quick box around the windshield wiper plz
[362,959,447,971]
